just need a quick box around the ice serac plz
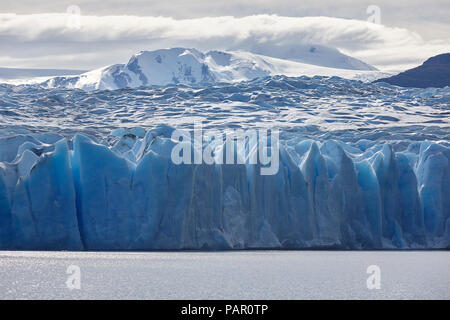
[10,140,83,250]
[0,164,12,247]
[416,143,450,243]
[72,135,137,249]
[0,128,449,250]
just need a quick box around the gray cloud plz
[1,0,449,40]
[0,13,449,71]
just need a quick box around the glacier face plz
[0,76,449,250]
[0,128,449,250]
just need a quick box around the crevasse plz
[0,127,449,250]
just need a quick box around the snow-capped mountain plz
[232,43,377,71]
[42,48,386,90]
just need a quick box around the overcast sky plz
[1,0,449,71]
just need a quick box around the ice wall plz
[0,128,449,250]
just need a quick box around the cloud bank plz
[1,13,449,70]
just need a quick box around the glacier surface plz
[0,76,449,250]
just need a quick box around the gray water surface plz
[0,251,448,299]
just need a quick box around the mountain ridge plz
[41,48,385,90]
[375,53,450,88]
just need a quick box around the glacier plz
[0,76,449,250]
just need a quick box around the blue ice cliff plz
[0,127,449,250]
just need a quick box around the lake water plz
[0,251,448,299]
